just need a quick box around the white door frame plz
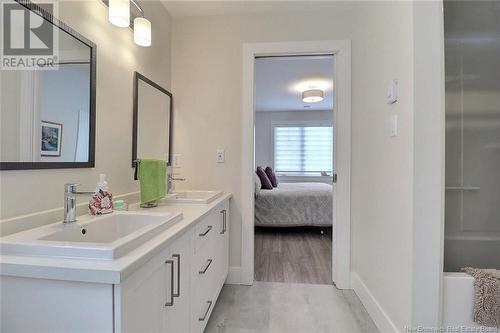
[241,40,352,289]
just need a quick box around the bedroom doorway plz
[241,40,351,288]
[253,55,335,285]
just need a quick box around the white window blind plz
[274,126,333,175]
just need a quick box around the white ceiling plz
[161,1,349,17]
[254,55,334,112]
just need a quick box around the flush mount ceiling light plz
[104,0,152,47]
[302,89,324,103]
[108,0,130,28]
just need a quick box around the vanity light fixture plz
[134,17,151,47]
[130,0,151,47]
[108,0,130,28]
[104,0,152,47]
[302,89,324,103]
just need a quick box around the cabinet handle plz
[172,254,180,298]
[165,259,175,307]
[220,210,225,234]
[223,210,227,233]
[198,301,213,321]
[199,225,212,237]
[199,259,213,274]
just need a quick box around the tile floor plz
[205,282,379,333]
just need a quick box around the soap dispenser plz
[89,174,114,215]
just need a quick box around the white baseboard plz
[225,266,243,285]
[351,272,399,333]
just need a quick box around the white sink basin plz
[165,190,223,204]
[0,211,183,260]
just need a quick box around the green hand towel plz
[137,158,167,204]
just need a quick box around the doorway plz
[240,40,351,289]
[253,55,335,284]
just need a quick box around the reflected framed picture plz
[41,121,63,157]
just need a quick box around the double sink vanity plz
[0,1,230,332]
[0,191,231,333]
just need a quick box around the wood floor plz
[254,226,332,285]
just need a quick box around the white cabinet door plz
[164,230,192,333]
[119,246,171,333]
[217,200,230,283]
[118,199,230,333]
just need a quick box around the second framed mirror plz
[132,72,172,167]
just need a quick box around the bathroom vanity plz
[0,193,231,333]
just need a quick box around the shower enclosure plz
[444,1,500,272]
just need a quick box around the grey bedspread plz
[255,182,333,227]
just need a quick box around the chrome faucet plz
[64,183,95,223]
[167,174,186,193]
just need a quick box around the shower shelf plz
[445,186,480,191]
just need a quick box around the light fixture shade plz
[302,89,324,103]
[134,17,151,47]
[109,0,130,28]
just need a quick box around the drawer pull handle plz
[199,259,213,274]
[220,210,227,234]
[172,254,180,298]
[223,210,227,233]
[164,259,175,307]
[198,300,213,321]
[199,225,212,237]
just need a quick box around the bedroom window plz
[274,126,333,176]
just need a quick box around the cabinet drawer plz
[192,296,215,333]
[191,228,219,333]
[194,212,217,253]
[191,264,217,333]
[192,240,218,297]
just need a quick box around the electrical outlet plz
[216,149,225,163]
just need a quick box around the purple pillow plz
[256,166,273,190]
[265,167,278,187]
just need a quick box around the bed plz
[254,182,333,227]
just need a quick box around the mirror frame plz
[132,72,173,168]
[0,0,97,171]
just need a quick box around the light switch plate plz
[387,79,398,104]
[216,149,225,163]
[390,115,398,137]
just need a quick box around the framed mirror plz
[0,0,96,170]
[132,72,172,167]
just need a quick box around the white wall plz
[350,3,414,331]
[170,5,354,285]
[170,2,434,331]
[254,110,333,170]
[412,1,445,328]
[0,72,22,161]
[39,65,90,162]
[0,0,172,220]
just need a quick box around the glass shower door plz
[444,0,500,271]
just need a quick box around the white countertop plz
[0,193,231,285]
